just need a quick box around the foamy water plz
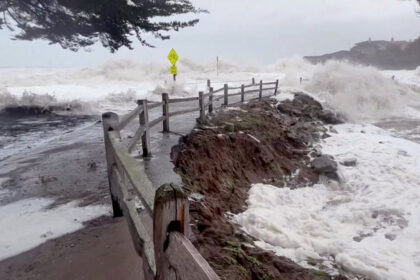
[233,63,420,280]
[0,197,110,261]
[1,58,420,272]
[235,123,420,279]
[1,58,418,120]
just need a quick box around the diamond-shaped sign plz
[167,48,179,65]
[170,66,178,75]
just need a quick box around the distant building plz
[351,39,409,55]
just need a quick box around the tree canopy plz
[0,0,203,52]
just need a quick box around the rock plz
[311,155,340,181]
[329,126,338,134]
[324,171,340,181]
[340,158,357,167]
[311,155,338,173]
[321,133,331,139]
[385,233,397,241]
[318,110,345,124]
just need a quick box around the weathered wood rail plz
[102,78,279,279]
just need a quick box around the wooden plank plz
[148,102,163,110]
[154,184,190,280]
[148,116,166,129]
[166,232,220,280]
[127,126,145,153]
[223,84,228,106]
[212,87,224,94]
[261,81,277,86]
[108,131,155,216]
[138,100,151,157]
[162,93,170,132]
[169,97,199,104]
[116,106,143,131]
[243,89,260,94]
[274,79,279,95]
[263,86,276,91]
[209,87,214,113]
[228,86,242,90]
[227,91,242,97]
[111,167,156,278]
[168,107,200,117]
[243,83,258,88]
[101,112,123,217]
[199,91,205,122]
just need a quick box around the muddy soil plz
[172,95,347,280]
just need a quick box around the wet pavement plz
[0,90,265,208]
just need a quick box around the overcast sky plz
[0,0,419,68]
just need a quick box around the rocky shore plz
[172,94,347,280]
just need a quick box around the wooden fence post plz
[252,77,255,85]
[241,84,245,102]
[154,184,189,280]
[259,80,263,100]
[102,112,123,217]
[162,93,170,132]
[199,91,205,122]
[138,100,151,157]
[207,79,211,89]
[209,87,214,114]
[223,84,228,106]
[274,79,279,95]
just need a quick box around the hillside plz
[305,37,420,70]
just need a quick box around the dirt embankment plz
[172,94,346,280]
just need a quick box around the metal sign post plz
[168,49,179,82]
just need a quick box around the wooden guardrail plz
[102,77,279,279]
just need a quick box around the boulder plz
[311,155,338,173]
[318,110,345,124]
[340,158,357,167]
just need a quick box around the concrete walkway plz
[0,91,259,280]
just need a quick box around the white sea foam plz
[1,59,419,121]
[0,197,110,260]
[235,123,420,279]
[304,61,418,122]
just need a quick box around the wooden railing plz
[101,78,279,279]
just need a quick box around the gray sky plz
[0,0,419,68]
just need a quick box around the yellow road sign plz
[170,66,178,75]
[167,48,179,65]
